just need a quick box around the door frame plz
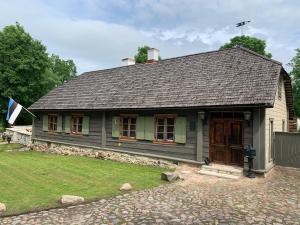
[209,118,244,166]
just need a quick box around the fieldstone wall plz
[32,140,175,169]
[5,126,32,147]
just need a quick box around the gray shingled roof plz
[29,47,286,110]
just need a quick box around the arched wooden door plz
[209,119,244,166]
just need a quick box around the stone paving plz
[1,166,300,225]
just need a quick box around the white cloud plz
[0,1,156,73]
[144,26,240,46]
[0,0,299,73]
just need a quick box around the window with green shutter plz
[152,115,187,144]
[43,114,63,133]
[48,115,58,132]
[154,115,175,143]
[112,115,143,140]
[120,116,137,140]
[70,115,83,134]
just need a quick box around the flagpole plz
[22,107,37,118]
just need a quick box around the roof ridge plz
[80,47,247,75]
[81,46,282,76]
[234,46,282,65]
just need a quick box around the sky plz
[0,0,300,74]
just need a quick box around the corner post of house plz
[196,111,205,162]
[101,111,106,148]
[252,107,266,171]
[32,113,36,139]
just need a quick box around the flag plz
[6,98,23,125]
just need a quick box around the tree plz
[0,23,51,124]
[289,48,300,117]
[219,35,272,58]
[134,45,161,63]
[49,54,77,84]
[0,23,77,125]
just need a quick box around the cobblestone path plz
[1,166,300,224]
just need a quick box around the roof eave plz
[29,103,273,112]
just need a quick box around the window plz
[120,116,136,139]
[269,119,274,162]
[278,77,282,100]
[71,115,83,134]
[155,115,175,143]
[48,115,58,132]
[282,119,285,132]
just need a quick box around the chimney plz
[147,48,160,63]
[122,57,135,66]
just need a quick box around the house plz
[29,47,294,173]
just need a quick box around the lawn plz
[0,143,168,216]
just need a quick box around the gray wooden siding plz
[203,120,209,158]
[32,109,253,163]
[273,132,300,168]
[244,120,253,147]
[105,110,197,161]
[33,111,102,146]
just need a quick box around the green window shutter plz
[42,115,48,131]
[112,116,120,138]
[82,116,90,135]
[64,116,71,133]
[136,117,145,139]
[144,117,154,141]
[57,115,63,132]
[175,117,187,144]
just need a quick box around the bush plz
[0,120,5,132]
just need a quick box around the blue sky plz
[1,0,300,73]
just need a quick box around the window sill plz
[69,133,83,137]
[153,141,176,145]
[47,131,60,135]
[119,138,137,142]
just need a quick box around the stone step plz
[198,164,243,179]
[198,170,240,179]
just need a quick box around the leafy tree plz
[0,23,77,125]
[49,54,77,84]
[289,48,300,117]
[219,35,272,58]
[0,23,50,124]
[134,45,161,63]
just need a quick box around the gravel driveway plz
[1,166,300,225]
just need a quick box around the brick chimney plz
[147,48,160,63]
[122,58,135,66]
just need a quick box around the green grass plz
[0,144,168,215]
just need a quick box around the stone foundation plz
[32,140,175,169]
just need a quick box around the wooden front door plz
[209,119,244,166]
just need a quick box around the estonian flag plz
[6,98,23,125]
